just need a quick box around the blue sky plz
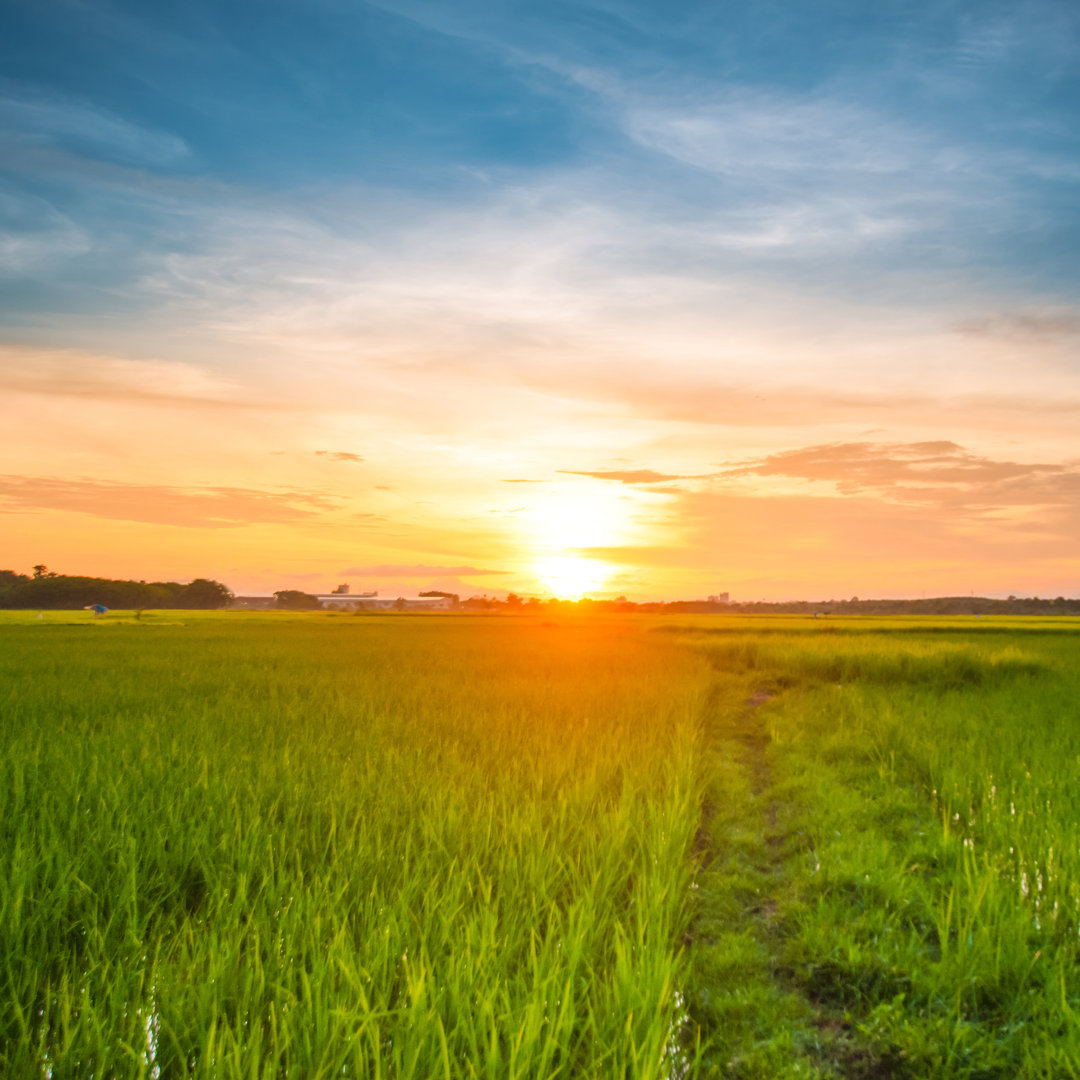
[2,0,1079,597]
[4,0,1078,295]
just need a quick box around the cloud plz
[23,114,1066,444]
[671,487,1080,595]
[0,188,90,274]
[0,343,244,406]
[621,92,933,181]
[953,310,1080,341]
[0,88,189,167]
[338,564,509,577]
[315,450,364,462]
[0,475,339,527]
[559,468,708,484]
[717,441,1078,511]
[561,78,986,259]
[590,440,1080,595]
[522,367,1080,431]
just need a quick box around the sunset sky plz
[3,0,1079,600]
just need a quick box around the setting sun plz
[518,491,629,596]
[534,554,611,599]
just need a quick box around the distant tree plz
[182,579,235,609]
[32,564,57,579]
[1,573,156,608]
[393,597,407,612]
[505,592,523,609]
[274,590,322,610]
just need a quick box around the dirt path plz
[685,678,910,1079]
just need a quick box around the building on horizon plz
[318,590,453,611]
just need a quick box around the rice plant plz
[0,613,711,1078]
[5,610,1080,1077]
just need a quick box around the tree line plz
[2,567,1074,615]
[463,594,1080,615]
[0,567,234,609]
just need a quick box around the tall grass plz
[0,614,711,1078]
[681,620,1080,1077]
[8,611,1080,1078]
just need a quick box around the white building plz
[316,585,454,611]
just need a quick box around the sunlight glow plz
[523,492,629,551]
[534,554,611,599]
[520,490,628,597]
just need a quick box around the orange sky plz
[4,314,1079,600]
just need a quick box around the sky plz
[2,0,1079,600]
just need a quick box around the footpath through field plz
[678,618,1080,1079]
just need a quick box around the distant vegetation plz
[2,566,1076,614]
[0,567,233,609]
[272,589,323,610]
[706,594,1080,616]
[471,594,1080,616]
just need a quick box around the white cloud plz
[622,93,934,178]
[0,190,90,273]
[0,343,240,404]
[0,88,189,167]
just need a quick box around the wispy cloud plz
[0,475,338,527]
[668,485,1080,598]
[0,343,243,405]
[521,366,1080,431]
[315,450,364,462]
[619,91,934,180]
[0,87,189,167]
[338,564,508,577]
[953,309,1080,340]
[559,468,707,484]
[718,441,1079,511]
[0,188,89,274]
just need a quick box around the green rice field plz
[2,611,1079,1078]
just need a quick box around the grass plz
[679,620,1080,1078]
[2,611,1080,1077]
[0,613,711,1078]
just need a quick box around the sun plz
[512,489,631,598]
[534,554,610,599]
[521,490,627,550]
